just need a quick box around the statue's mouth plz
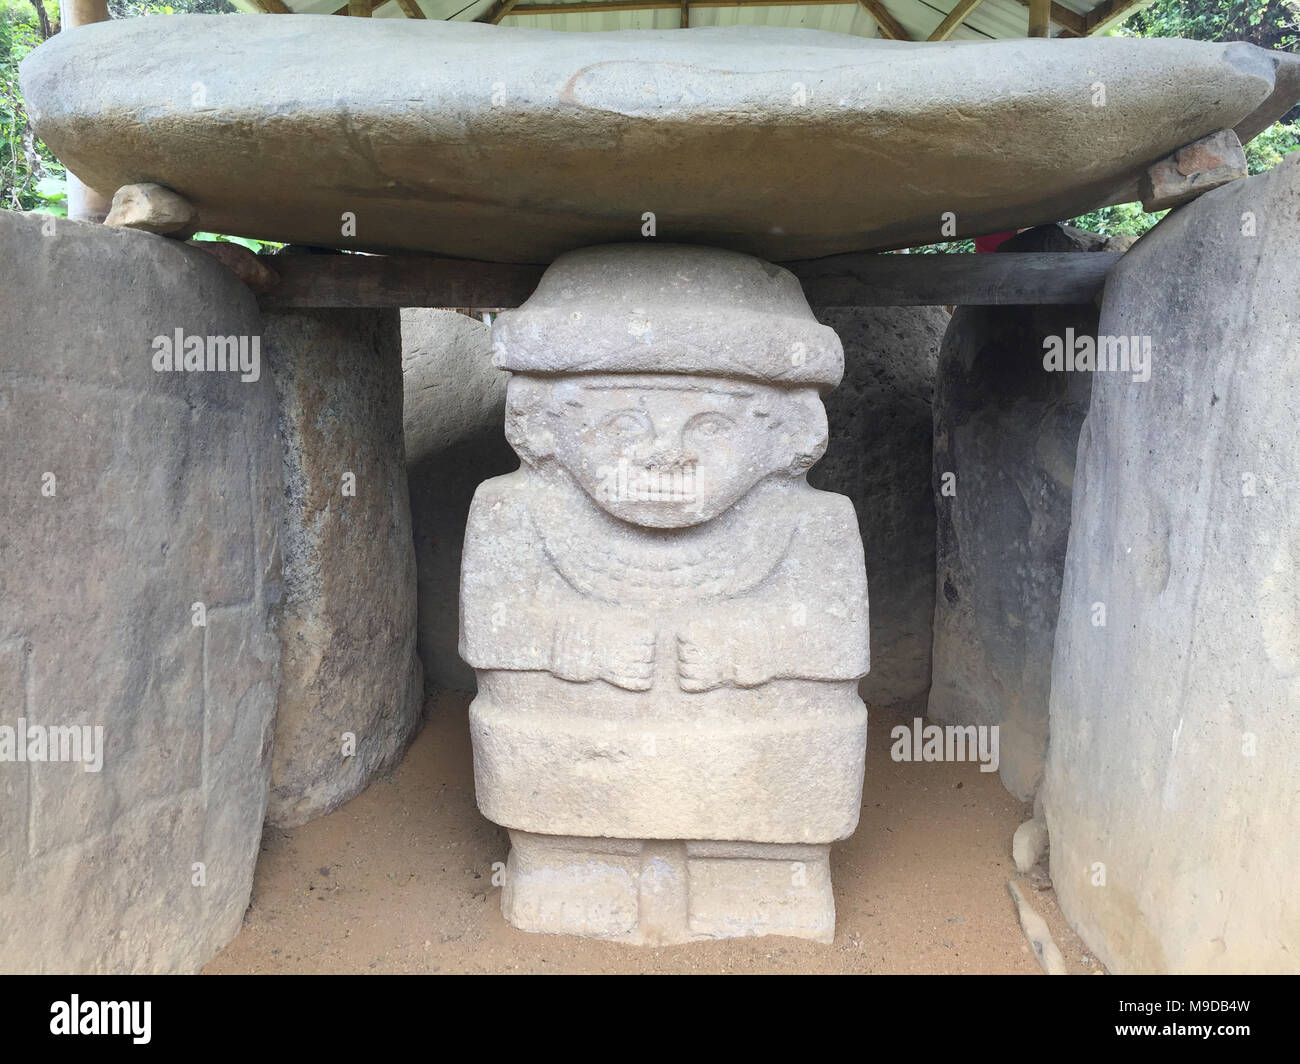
[599,459,699,504]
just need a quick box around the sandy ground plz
[206,692,1101,975]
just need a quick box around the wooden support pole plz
[478,0,520,21]
[1011,0,1083,36]
[394,0,427,17]
[1084,0,1147,35]
[255,251,1123,311]
[927,0,985,42]
[681,0,688,27]
[857,0,911,40]
[58,0,111,222]
[348,0,373,15]
[1028,0,1050,37]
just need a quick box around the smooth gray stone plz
[20,16,1300,263]
[1044,152,1300,974]
[0,212,283,973]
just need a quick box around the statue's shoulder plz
[789,482,861,538]
[468,469,539,523]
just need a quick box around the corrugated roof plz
[230,0,1148,42]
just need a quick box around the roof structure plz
[226,0,1154,43]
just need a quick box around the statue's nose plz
[646,443,696,469]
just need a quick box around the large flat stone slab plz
[21,16,1300,263]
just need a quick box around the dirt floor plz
[206,692,1101,975]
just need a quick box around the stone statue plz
[460,244,869,944]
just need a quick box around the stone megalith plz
[928,225,1106,801]
[402,309,513,693]
[22,17,1300,262]
[0,212,282,973]
[461,245,870,944]
[262,308,423,828]
[810,306,947,710]
[1044,153,1300,974]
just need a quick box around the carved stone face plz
[506,372,828,528]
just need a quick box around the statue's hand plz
[599,624,657,692]
[550,614,601,683]
[677,621,777,692]
[550,614,656,691]
[676,627,729,693]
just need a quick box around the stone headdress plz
[492,243,843,391]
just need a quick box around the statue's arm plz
[459,477,657,690]
[677,492,869,690]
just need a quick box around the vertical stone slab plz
[1045,154,1300,973]
[927,226,1106,800]
[401,309,513,694]
[810,307,946,710]
[262,308,424,827]
[0,213,282,972]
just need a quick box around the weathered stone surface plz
[262,308,423,828]
[1012,817,1049,873]
[809,307,946,709]
[104,181,196,235]
[21,16,1300,262]
[928,225,1101,801]
[1045,153,1300,974]
[1141,129,1248,212]
[462,245,869,942]
[502,832,835,945]
[402,309,513,693]
[0,212,282,973]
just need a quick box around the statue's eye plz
[603,411,647,436]
[686,413,733,439]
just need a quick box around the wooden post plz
[348,0,373,15]
[58,0,111,222]
[1028,0,1050,37]
[680,0,688,26]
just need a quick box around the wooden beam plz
[478,0,520,20]
[249,0,293,11]
[256,251,1123,311]
[680,0,688,26]
[394,0,427,17]
[1011,0,1084,36]
[1027,0,1050,37]
[927,0,985,41]
[788,250,1121,307]
[857,0,911,40]
[58,0,112,222]
[348,0,373,14]
[501,0,847,11]
[1085,0,1148,35]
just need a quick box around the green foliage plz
[1,0,63,211]
[1122,0,1299,52]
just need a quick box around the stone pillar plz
[1045,154,1300,973]
[402,309,513,694]
[461,245,870,944]
[927,225,1106,801]
[810,306,947,710]
[262,308,424,827]
[0,213,282,972]
[57,0,112,223]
